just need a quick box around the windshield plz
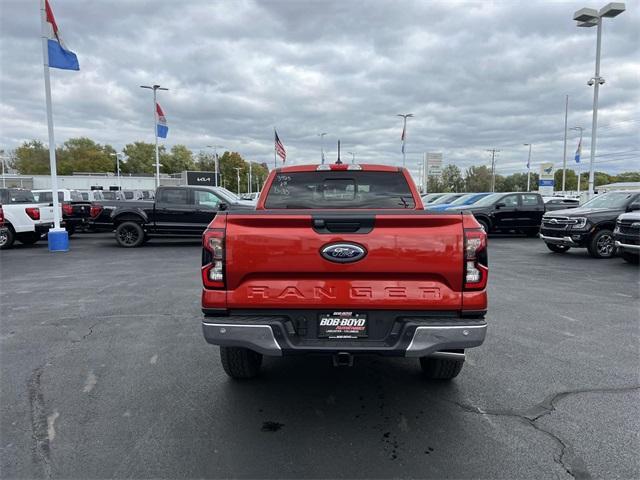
[469,193,504,207]
[213,188,240,203]
[430,193,464,205]
[265,171,416,209]
[102,191,116,200]
[421,193,445,204]
[448,193,488,206]
[581,192,636,209]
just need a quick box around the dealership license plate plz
[318,312,368,339]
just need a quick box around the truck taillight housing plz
[90,203,103,218]
[25,207,40,220]
[464,228,488,290]
[0,206,4,226]
[62,203,73,215]
[202,228,225,289]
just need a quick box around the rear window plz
[264,171,416,209]
[7,189,36,204]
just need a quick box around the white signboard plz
[427,152,443,177]
[539,162,554,196]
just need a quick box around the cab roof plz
[275,164,402,173]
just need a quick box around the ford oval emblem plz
[320,242,367,263]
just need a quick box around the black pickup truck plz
[90,185,254,247]
[446,192,545,236]
[540,190,640,258]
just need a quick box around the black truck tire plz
[0,227,15,249]
[621,252,639,264]
[587,229,616,259]
[476,218,490,234]
[546,243,570,253]
[420,357,464,380]
[16,232,41,245]
[220,346,263,379]
[115,221,145,248]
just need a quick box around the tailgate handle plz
[312,216,374,234]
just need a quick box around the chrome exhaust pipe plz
[429,351,465,361]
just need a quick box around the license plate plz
[318,312,367,339]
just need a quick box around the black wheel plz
[587,229,616,259]
[220,347,263,379]
[0,227,15,250]
[16,232,41,245]
[476,218,490,234]
[545,242,570,253]
[621,252,639,264]
[420,357,464,380]
[115,221,145,248]
[524,228,539,237]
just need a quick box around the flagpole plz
[273,127,277,169]
[153,89,160,188]
[40,0,66,249]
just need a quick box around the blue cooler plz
[48,228,69,252]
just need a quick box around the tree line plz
[427,164,639,193]
[4,138,638,194]
[6,138,269,194]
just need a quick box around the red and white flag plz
[275,130,286,163]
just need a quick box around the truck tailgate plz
[224,212,464,310]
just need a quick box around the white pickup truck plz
[0,188,56,249]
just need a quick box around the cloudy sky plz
[1,0,638,180]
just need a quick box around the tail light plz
[90,203,103,218]
[25,207,40,220]
[0,206,4,226]
[62,203,73,215]
[464,228,488,290]
[202,228,225,289]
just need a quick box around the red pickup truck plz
[201,163,488,380]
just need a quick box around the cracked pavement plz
[1,233,638,479]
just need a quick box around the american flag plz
[275,130,286,163]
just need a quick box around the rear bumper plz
[202,317,487,357]
[35,223,54,234]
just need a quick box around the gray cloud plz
[1,0,638,180]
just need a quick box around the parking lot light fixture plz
[206,145,225,187]
[110,152,125,190]
[572,2,625,199]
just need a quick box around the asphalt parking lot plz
[1,233,638,479]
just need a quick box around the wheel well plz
[5,222,15,233]
[593,222,615,233]
[114,214,145,226]
[475,215,490,228]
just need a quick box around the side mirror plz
[495,202,506,209]
[627,202,640,212]
[218,202,228,211]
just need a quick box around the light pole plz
[247,161,252,194]
[319,133,327,164]
[397,113,413,167]
[206,145,224,187]
[110,152,124,191]
[0,154,7,188]
[573,2,625,198]
[487,149,500,192]
[234,167,241,194]
[570,126,584,196]
[348,152,355,164]
[140,84,168,188]
[524,144,532,192]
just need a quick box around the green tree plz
[464,165,492,192]
[56,137,116,175]
[440,165,464,192]
[122,142,160,174]
[426,176,444,193]
[195,151,217,171]
[14,140,50,174]
[160,145,195,174]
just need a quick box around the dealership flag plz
[156,103,168,138]
[44,0,79,70]
[574,138,582,164]
[275,129,286,164]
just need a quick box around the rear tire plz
[477,218,490,234]
[546,243,570,253]
[587,229,616,259]
[16,232,41,245]
[220,347,263,379]
[621,252,639,264]
[0,227,15,250]
[115,221,145,248]
[420,357,464,380]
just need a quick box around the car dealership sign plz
[185,171,218,186]
[538,162,554,196]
